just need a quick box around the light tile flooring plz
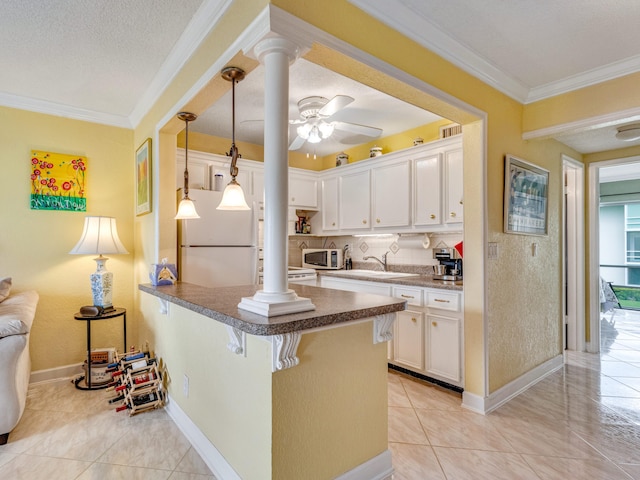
[2,308,640,479]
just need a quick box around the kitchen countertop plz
[318,270,463,291]
[139,282,406,336]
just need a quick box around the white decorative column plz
[238,36,315,317]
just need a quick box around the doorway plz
[563,156,585,351]
[589,158,640,353]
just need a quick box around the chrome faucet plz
[363,251,389,271]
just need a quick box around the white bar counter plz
[139,282,406,480]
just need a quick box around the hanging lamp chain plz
[222,67,246,180]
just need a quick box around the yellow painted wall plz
[0,106,134,371]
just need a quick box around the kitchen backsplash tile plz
[287,232,463,269]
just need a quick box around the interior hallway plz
[1,308,640,479]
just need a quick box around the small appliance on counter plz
[432,247,462,281]
[302,248,343,270]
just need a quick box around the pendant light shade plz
[217,66,250,211]
[175,112,200,219]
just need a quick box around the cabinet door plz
[372,160,411,228]
[427,314,460,382]
[414,153,442,226]
[289,174,318,208]
[394,310,425,370]
[444,147,463,223]
[321,176,339,231]
[339,170,371,230]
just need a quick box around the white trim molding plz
[269,332,302,372]
[373,313,395,344]
[462,355,563,414]
[226,326,246,356]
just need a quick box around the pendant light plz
[217,66,250,211]
[175,112,200,219]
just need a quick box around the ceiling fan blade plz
[333,121,382,138]
[319,95,354,117]
[289,135,306,151]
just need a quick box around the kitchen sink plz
[326,270,418,279]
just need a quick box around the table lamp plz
[70,216,128,310]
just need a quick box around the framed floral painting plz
[136,138,151,215]
[30,151,87,211]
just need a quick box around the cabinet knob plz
[332,222,336,226]
[376,218,380,223]
[450,212,456,217]
[411,317,417,322]
[430,214,436,219]
[432,321,438,327]
[459,200,463,205]
[291,197,295,202]
[362,219,367,224]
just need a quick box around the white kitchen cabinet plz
[394,310,425,370]
[289,173,317,208]
[414,152,442,226]
[339,169,371,230]
[444,146,464,223]
[427,314,461,383]
[321,176,339,231]
[372,159,411,228]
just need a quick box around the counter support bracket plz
[373,313,395,344]
[226,326,246,356]
[270,332,301,372]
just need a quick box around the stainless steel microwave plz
[302,248,343,270]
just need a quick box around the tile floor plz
[2,307,640,479]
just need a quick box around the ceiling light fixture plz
[175,112,200,219]
[615,124,640,142]
[217,66,250,211]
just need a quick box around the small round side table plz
[74,307,126,390]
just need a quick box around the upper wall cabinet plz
[372,159,411,229]
[339,169,371,230]
[289,172,318,209]
[313,135,463,235]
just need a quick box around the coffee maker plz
[432,247,462,281]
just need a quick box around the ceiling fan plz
[288,95,382,151]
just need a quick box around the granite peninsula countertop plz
[139,282,406,336]
[318,270,464,291]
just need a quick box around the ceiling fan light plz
[318,122,334,138]
[307,126,322,144]
[616,124,640,142]
[297,123,312,139]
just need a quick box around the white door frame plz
[563,156,585,351]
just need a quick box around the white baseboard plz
[165,396,241,480]
[335,449,393,480]
[30,363,83,384]
[462,354,564,414]
[166,395,394,480]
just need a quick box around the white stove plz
[258,266,317,285]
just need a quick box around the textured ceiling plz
[2,0,640,156]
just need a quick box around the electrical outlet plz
[183,374,189,398]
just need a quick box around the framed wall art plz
[136,138,151,215]
[504,154,549,236]
[30,150,87,211]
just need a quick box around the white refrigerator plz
[179,189,258,288]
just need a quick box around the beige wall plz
[0,106,134,371]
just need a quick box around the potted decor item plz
[369,145,382,157]
[336,152,349,166]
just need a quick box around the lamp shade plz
[217,180,250,210]
[70,216,128,255]
[175,198,200,219]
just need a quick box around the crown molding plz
[348,0,530,103]
[0,91,131,128]
[128,0,233,128]
[526,53,640,103]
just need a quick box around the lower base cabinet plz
[320,275,463,387]
[393,310,425,370]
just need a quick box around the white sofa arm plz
[0,333,28,440]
